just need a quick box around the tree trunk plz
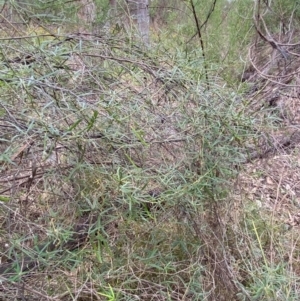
[137,0,149,45]
[106,0,117,28]
[109,0,117,13]
[78,0,96,25]
[127,0,150,46]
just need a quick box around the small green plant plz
[99,285,116,301]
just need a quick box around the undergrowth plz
[0,28,254,300]
[0,1,300,301]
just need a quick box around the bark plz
[78,0,96,25]
[106,0,117,28]
[127,0,150,46]
[110,0,117,12]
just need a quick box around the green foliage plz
[263,0,300,28]
[0,27,259,298]
[6,0,78,23]
[0,1,299,300]
[150,0,255,84]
